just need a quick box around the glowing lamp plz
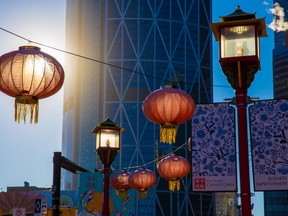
[210,6,267,89]
[0,45,64,123]
[92,118,123,152]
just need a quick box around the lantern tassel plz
[138,189,148,200]
[160,124,177,144]
[15,96,39,124]
[168,178,180,191]
[115,189,128,200]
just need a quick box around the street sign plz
[34,199,47,214]
[12,208,25,216]
[34,199,41,213]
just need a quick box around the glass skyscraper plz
[62,0,213,215]
[273,1,288,99]
[265,1,288,216]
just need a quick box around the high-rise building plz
[273,1,288,99]
[63,0,213,215]
[265,1,288,216]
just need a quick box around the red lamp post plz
[92,118,124,216]
[211,6,267,216]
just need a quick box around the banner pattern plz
[250,99,288,191]
[191,103,237,191]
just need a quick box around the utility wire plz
[0,27,227,171]
[0,27,230,89]
[126,141,188,170]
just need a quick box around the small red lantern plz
[0,45,64,123]
[111,170,131,199]
[157,155,190,191]
[128,168,156,199]
[142,85,195,144]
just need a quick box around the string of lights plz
[0,27,230,89]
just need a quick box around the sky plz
[0,0,276,215]
[0,0,66,190]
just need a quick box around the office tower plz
[273,1,288,99]
[63,1,213,215]
[264,1,288,216]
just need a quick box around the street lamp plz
[210,6,267,216]
[92,118,124,216]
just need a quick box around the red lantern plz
[128,168,156,199]
[157,155,190,191]
[111,170,131,199]
[142,85,195,144]
[0,45,64,123]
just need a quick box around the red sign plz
[194,178,206,190]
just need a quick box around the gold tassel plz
[160,123,177,144]
[168,178,180,191]
[138,189,148,200]
[15,95,39,124]
[115,189,128,200]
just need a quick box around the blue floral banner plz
[250,99,288,191]
[191,103,237,192]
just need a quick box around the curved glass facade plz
[63,0,213,215]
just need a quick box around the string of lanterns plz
[111,157,190,200]
[110,85,196,199]
[0,29,196,200]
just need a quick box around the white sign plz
[41,200,47,213]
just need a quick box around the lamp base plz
[97,148,118,165]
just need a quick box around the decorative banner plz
[191,103,237,192]
[78,172,136,216]
[250,99,288,191]
[78,172,104,215]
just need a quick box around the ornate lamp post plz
[92,118,124,216]
[210,6,267,216]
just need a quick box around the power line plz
[0,27,230,89]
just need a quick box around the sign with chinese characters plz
[191,103,237,191]
[250,99,288,191]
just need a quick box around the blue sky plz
[0,0,275,215]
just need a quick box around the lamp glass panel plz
[221,25,256,58]
[99,129,120,149]
[96,132,100,149]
